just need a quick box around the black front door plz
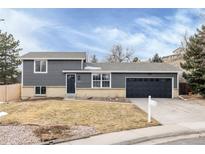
[67,75,75,94]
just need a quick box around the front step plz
[64,94,75,100]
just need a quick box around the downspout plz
[21,60,23,100]
[81,59,83,70]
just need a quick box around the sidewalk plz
[59,121,205,145]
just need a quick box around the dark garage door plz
[126,78,172,98]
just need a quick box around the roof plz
[21,52,86,60]
[63,62,182,73]
[173,47,184,54]
[85,63,181,72]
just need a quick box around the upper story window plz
[34,60,47,73]
[92,73,111,88]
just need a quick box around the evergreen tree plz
[0,31,22,85]
[181,25,205,97]
[150,53,163,63]
[91,54,98,63]
[132,56,140,63]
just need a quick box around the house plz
[162,48,185,82]
[21,52,181,99]
[162,48,191,95]
[162,47,184,67]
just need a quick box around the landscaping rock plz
[0,124,97,144]
[0,125,40,145]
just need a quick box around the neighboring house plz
[162,47,185,82]
[162,47,185,67]
[162,48,191,95]
[21,52,181,99]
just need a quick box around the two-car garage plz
[126,78,173,98]
[111,71,178,98]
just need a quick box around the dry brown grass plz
[0,99,159,133]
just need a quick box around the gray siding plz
[111,73,178,88]
[23,60,82,86]
[23,60,178,89]
[76,73,91,88]
[76,73,178,89]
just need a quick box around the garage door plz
[126,78,172,98]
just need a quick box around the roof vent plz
[84,66,101,70]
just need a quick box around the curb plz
[114,130,205,145]
[37,133,101,145]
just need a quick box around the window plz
[34,60,47,73]
[93,74,101,88]
[35,86,46,95]
[102,74,110,87]
[92,73,111,88]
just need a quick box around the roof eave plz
[62,70,181,73]
[21,58,86,60]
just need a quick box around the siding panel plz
[23,60,81,86]
[76,73,91,88]
[111,73,178,88]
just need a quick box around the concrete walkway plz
[59,122,205,145]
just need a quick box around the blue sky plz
[0,8,204,61]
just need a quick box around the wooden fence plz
[179,82,191,95]
[0,84,21,102]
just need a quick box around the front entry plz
[67,74,76,94]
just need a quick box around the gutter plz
[62,70,181,73]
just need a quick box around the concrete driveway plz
[130,98,205,125]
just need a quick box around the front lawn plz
[0,99,159,142]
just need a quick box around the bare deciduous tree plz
[106,44,134,63]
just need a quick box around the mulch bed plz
[34,125,98,142]
[76,97,131,103]
[180,95,204,100]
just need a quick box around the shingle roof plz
[84,62,182,72]
[21,52,86,59]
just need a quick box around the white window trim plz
[92,74,101,88]
[91,73,111,88]
[102,74,111,88]
[34,86,46,96]
[34,60,48,74]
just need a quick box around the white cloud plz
[131,9,204,59]
[0,9,204,61]
[135,16,163,27]
[94,27,127,41]
[0,9,50,55]
[93,9,204,60]
[93,27,146,48]
[122,33,146,46]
